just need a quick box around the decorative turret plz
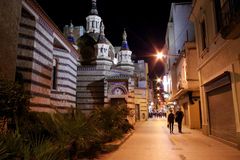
[86,0,102,33]
[94,21,112,66]
[121,29,129,50]
[98,22,108,43]
[90,0,98,15]
[117,29,134,71]
[67,21,75,44]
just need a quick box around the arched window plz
[52,58,58,90]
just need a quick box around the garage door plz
[207,84,237,143]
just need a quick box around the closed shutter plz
[205,72,237,144]
[207,84,237,143]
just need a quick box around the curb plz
[102,130,134,152]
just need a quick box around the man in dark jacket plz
[175,108,184,133]
[167,109,175,134]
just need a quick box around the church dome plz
[77,32,115,65]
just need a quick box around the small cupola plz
[117,29,134,71]
[86,0,102,33]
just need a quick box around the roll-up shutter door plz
[205,72,237,144]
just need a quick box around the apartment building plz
[190,0,240,147]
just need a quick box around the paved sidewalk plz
[99,118,240,160]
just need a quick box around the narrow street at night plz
[1,0,240,159]
[99,119,240,160]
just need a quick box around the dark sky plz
[35,0,192,78]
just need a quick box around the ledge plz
[101,130,134,152]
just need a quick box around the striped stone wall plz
[17,7,53,112]
[77,65,136,118]
[16,1,78,112]
[77,66,105,114]
[52,48,77,111]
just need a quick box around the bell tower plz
[86,0,102,33]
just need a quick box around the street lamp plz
[156,52,165,59]
[155,51,184,60]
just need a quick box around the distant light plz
[157,87,160,90]
[157,78,161,83]
[163,94,169,98]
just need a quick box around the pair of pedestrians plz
[167,108,184,134]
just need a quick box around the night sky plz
[35,0,192,78]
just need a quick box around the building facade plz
[163,2,201,129]
[190,0,240,147]
[7,0,79,112]
[134,60,149,121]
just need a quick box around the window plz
[214,0,222,32]
[96,21,98,28]
[87,22,89,30]
[52,58,58,90]
[200,19,207,50]
[214,0,228,31]
[214,0,240,32]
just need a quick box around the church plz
[0,0,150,123]
[64,0,147,124]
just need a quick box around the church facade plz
[75,0,137,123]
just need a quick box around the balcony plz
[218,0,240,39]
[166,43,198,101]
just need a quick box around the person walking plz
[167,109,175,134]
[175,107,184,133]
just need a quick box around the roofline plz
[169,2,192,21]
[24,0,79,59]
[172,2,192,6]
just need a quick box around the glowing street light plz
[155,51,185,60]
[156,52,165,59]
